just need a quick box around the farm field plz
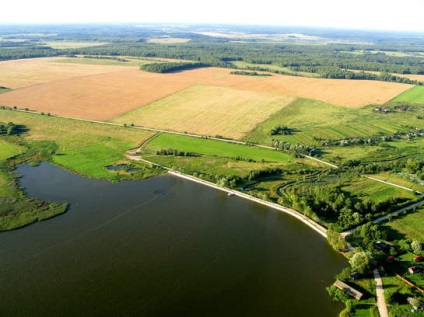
[391,86,424,104]
[43,41,108,49]
[54,57,144,67]
[386,208,424,242]
[342,177,417,203]
[0,57,133,89]
[366,172,424,193]
[0,109,155,179]
[114,85,296,139]
[0,58,413,122]
[244,98,424,146]
[144,133,293,164]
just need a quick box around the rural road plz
[374,269,389,317]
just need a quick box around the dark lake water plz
[0,162,346,316]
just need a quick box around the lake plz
[0,162,346,316]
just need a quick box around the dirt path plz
[374,269,389,317]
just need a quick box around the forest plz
[0,24,424,83]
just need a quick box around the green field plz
[0,109,155,179]
[387,208,424,242]
[391,86,424,104]
[146,133,293,163]
[245,98,424,147]
[0,140,22,160]
[343,177,417,203]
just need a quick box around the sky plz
[1,0,423,32]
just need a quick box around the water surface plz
[0,162,346,316]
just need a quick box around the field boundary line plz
[363,175,423,194]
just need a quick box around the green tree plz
[349,251,372,275]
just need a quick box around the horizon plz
[1,0,423,33]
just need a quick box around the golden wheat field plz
[0,58,413,122]
[0,57,133,89]
[114,85,296,139]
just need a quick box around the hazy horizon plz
[1,0,423,33]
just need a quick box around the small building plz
[414,255,424,262]
[334,279,364,300]
[408,266,420,274]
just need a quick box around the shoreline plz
[168,170,328,238]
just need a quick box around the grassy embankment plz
[0,109,158,230]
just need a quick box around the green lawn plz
[391,86,424,104]
[0,140,22,160]
[146,133,293,163]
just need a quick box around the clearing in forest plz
[114,85,296,139]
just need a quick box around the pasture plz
[0,109,155,179]
[0,140,22,160]
[114,85,295,139]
